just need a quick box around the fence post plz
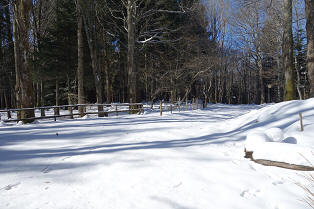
[170,104,173,114]
[160,101,162,116]
[178,98,181,112]
[186,99,188,111]
[299,112,304,132]
[196,97,198,110]
[54,107,57,121]
[115,105,118,116]
[7,110,11,119]
[55,106,60,116]
[17,110,21,121]
[98,105,105,117]
[190,99,193,111]
[41,108,45,117]
[69,106,74,119]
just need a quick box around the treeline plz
[0,0,313,120]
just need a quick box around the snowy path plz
[0,104,311,209]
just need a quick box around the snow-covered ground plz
[0,99,313,209]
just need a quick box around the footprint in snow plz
[1,182,21,191]
[249,163,256,171]
[42,166,52,174]
[62,156,72,161]
[223,152,230,157]
[272,180,284,186]
[232,160,240,165]
[240,189,261,199]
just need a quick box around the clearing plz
[1,99,313,209]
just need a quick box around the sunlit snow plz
[1,99,313,209]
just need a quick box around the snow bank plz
[252,142,313,167]
[244,99,314,166]
[245,132,272,151]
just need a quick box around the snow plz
[0,99,313,209]
[265,128,284,142]
[244,99,314,167]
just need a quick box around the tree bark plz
[305,0,314,97]
[283,0,296,101]
[103,33,111,104]
[13,0,35,123]
[257,51,265,104]
[55,78,59,106]
[127,0,137,103]
[77,8,85,117]
[79,0,104,116]
[40,80,44,106]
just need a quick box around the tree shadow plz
[1,102,313,175]
[150,196,197,209]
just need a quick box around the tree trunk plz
[4,91,9,109]
[305,0,314,97]
[0,91,4,109]
[283,0,296,101]
[257,52,265,104]
[13,7,22,116]
[40,80,44,106]
[55,78,59,106]
[13,0,35,123]
[77,10,85,117]
[80,0,104,116]
[103,33,111,104]
[36,82,40,106]
[127,0,137,103]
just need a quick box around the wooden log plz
[253,159,314,171]
[244,149,314,171]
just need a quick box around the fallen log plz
[244,149,314,171]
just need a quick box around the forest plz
[0,0,313,121]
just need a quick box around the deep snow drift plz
[0,99,313,209]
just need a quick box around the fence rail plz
[0,103,144,123]
[0,99,202,123]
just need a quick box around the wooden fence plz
[150,98,201,116]
[0,99,202,123]
[0,103,144,123]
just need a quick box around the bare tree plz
[12,0,35,122]
[77,4,85,116]
[78,0,105,116]
[232,0,266,104]
[127,0,136,103]
[283,0,296,100]
[305,0,314,97]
